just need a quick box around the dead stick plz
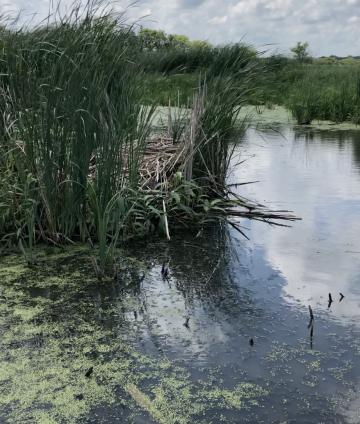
[126,383,167,424]
[309,305,314,320]
[162,199,170,241]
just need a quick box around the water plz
[2,123,360,423]
[125,126,360,423]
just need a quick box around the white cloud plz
[348,15,359,23]
[209,15,228,24]
[230,1,258,16]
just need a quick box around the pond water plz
[1,120,360,423]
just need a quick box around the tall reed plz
[0,4,295,271]
[285,65,360,124]
[0,1,154,251]
[182,48,259,189]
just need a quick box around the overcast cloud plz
[1,0,360,56]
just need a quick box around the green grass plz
[143,61,360,125]
[285,64,360,124]
[0,3,154,267]
[143,73,199,106]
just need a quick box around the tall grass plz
[0,4,295,272]
[184,50,259,188]
[0,2,154,258]
[285,65,360,124]
[140,43,256,76]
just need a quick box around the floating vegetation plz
[206,383,269,410]
[0,248,270,423]
[328,361,354,383]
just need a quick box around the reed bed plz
[0,2,297,275]
[285,65,360,124]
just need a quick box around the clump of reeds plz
[183,47,259,187]
[285,65,360,124]
[0,2,297,277]
[0,1,152,262]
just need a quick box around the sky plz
[1,0,360,56]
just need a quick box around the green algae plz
[157,105,360,132]
[266,341,324,364]
[328,361,354,383]
[306,359,322,373]
[206,383,269,410]
[0,247,269,423]
[0,261,28,283]
[240,105,360,130]
[13,305,45,322]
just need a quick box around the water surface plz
[1,122,360,423]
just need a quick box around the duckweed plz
[0,247,269,423]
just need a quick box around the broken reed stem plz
[162,199,170,240]
[309,305,314,320]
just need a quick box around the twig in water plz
[309,321,314,350]
[126,383,168,424]
[204,257,221,285]
[228,221,250,240]
[183,317,190,329]
[340,293,345,302]
[328,293,333,308]
[161,262,169,279]
[307,304,315,348]
[85,366,93,378]
[308,305,314,320]
[227,180,259,187]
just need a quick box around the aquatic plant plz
[0,2,297,272]
[0,2,153,249]
[181,49,258,187]
[0,248,271,423]
[285,65,360,124]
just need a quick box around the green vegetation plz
[0,248,270,423]
[0,4,154,271]
[290,41,311,63]
[0,2,295,276]
[137,30,360,125]
[285,65,360,124]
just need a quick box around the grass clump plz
[0,2,153,262]
[0,2,297,276]
[285,65,360,124]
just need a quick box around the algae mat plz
[0,246,268,423]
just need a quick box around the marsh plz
[2,115,360,423]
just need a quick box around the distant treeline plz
[132,28,360,73]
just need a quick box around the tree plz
[168,34,190,50]
[191,39,212,50]
[291,42,311,62]
[138,28,168,51]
